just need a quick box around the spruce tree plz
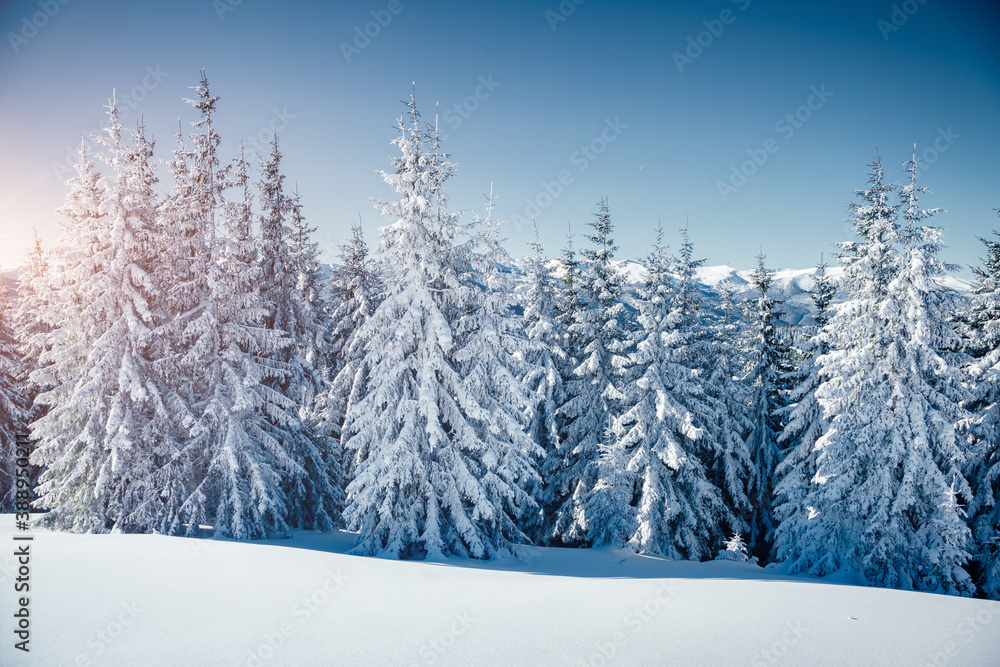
[452,191,542,547]
[553,199,627,545]
[538,225,586,543]
[12,232,52,425]
[600,224,732,558]
[0,278,28,511]
[783,152,975,595]
[689,229,752,539]
[256,153,341,531]
[519,224,566,542]
[342,95,537,558]
[318,220,381,485]
[773,256,837,563]
[965,210,1000,598]
[31,106,184,533]
[741,251,794,560]
[172,145,300,539]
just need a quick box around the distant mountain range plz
[623,261,974,327]
[3,262,976,330]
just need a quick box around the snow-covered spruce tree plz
[537,225,586,543]
[783,152,975,595]
[0,278,29,511]
[342,95,538,558]
[316,220,381,485]
[452,190,542,546]
[772,255,837,563]
[31,106,186,533]
[254,136,341,531]
[601,224,732,558]
[286,186,331,409]
[12,232,53,424]
[518,223,567,542]
[171,146,301,539]
[553,199,628,546]
[157,72,222,412]
[683,229,752,540]
[964,212,1000,598]
[741,251,794,561]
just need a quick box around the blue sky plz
[1,0,998,275]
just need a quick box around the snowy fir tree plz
[741,251,794,560]
[257,137,328,404]
[518,223,567,541]
[157,72,221,410]
[255,148,341,531]
[0,278,28,511]
[171,144,302,539]
[11,233,52,412]
[316,219,381,484]
[536,226,586,543]
[31,105,186,533]
[684,228,752,540]
[342,95,538,559]
[553,199,628,546]
[773,255,837,563]
[781,151,975,595]
[716,532,757,564]
[964,211,1000,598]
[452,189,543,547]
[603,224,732,558]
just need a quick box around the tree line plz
[0,74,997,600]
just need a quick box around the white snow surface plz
[3,516,998,666]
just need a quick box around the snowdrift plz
[2,516,998,666]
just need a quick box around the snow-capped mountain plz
[602,261,974,328]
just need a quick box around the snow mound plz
[3,516,998,666]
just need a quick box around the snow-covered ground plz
[3,516,998,666]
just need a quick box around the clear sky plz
[1,0,998,276]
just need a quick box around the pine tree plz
[0,278,28,511]
[31,105,185,533]
[773,255,837,563]
[553,199,627,545]
[172,145,300,540]
[342,94,537,558]
[12,232,52,424]
[452,189,542,547]
[964,209,1000,598]
[157,74,221,430]
[741,251,794,560]
[688,230,752,540]
[782,151,975,595]
[519,223,566,541]
[538,225,586,543]
[318,220,381,484]
[602,224,732,558]
[256,156,341,531]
